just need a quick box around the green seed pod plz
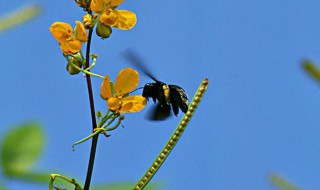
[66,58,82,75]
[96,21,112,39]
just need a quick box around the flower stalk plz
[82,26,98,190]
[68,60,105,78]
[72,112,122,149]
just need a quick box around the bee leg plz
[179,102,189,113]
[171,101,179,116]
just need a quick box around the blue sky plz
[2,0,320,189]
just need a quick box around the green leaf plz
[270,174,301,190]
[0,4,41,33]
[0,182,7,190]
[8,171,51,184]
[1,122,45,176]
[302,59,320,83]
[93,182,161,190]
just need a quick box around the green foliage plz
[270,174,301,190]
[9,171,52,184]
[1,122,44,176]
[0,4,41,33]
[0,121,160,189]
[302,59,320,83]
[0,183,6,190]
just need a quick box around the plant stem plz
[69,60,105,79]
[50,174,83,190]
[83,28,99,190]
[72,128,104,150]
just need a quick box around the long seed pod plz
[132,78,209,190]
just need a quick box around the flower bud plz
[107,97,121,111]
[83,14,93,29]
[75,0,88,9]
[66,57,82,75]
[96,21,112,39]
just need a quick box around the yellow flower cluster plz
[91,0,137,30]
[50,1,144,114]
[101,68,147,113]
[49,21,87,55]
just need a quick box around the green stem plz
[49,174,83,190]
[101,114,118,128]
[69,61,104,79]
[85,54,97,71]
[73,112,118,149]
[80,50,85,60]
[97,110,112,128]
[132,78,209,190]
[106,115,124,131]
[72,128,105,150]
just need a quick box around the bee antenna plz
[130,87,144,93]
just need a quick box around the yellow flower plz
[50,21,88,54]
[91,0,137,30]
[100,68,147,113]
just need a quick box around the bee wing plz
[169,85,189,113]
[121,48,159,82]
[146,103,172,121]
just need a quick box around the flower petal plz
[113,10,137,30]
[59,37,82,54]
[91,0,105,13]
[119,101,133,113]
[104,0,124,7]
[74,21,88,42]
[115,68,139,96]
[99,9,119,27]
[50,22,73,43]
[100,75,113,99]
[122,95,147,112]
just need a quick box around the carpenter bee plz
[122,49,189,120]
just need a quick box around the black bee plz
[122,49,189,120]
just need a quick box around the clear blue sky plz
[1,0,320,189]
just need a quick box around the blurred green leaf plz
[302,59,320,83]
[93,182,161,190]
[0,183,6,190]
[1,122,45,175]
[270,174,301,190]
[7,171,50,184]
[0,4,41,33]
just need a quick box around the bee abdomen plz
[162,84,170,106]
